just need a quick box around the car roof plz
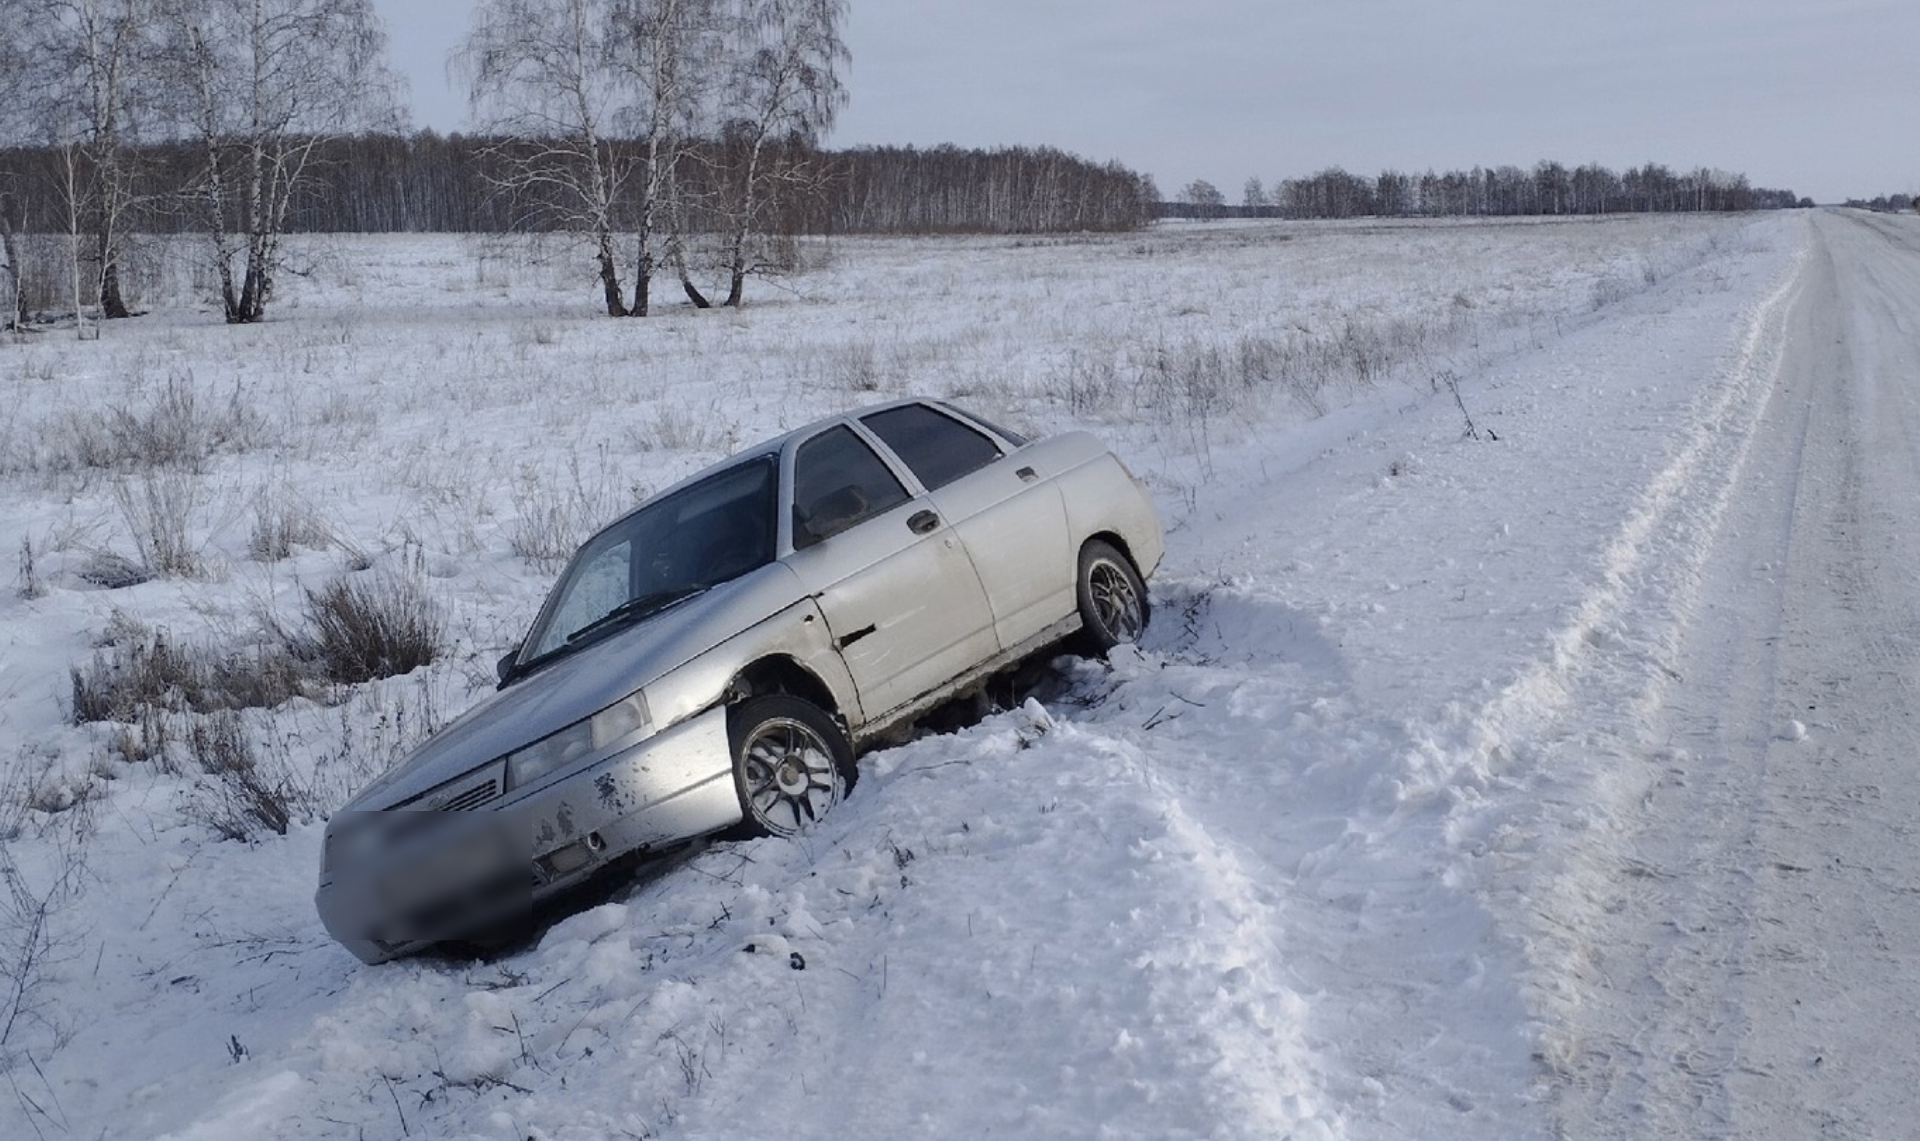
[757,395,940,459]
[593,395,947,533]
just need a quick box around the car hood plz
[343,562,808,813]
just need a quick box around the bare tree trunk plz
[89,142,132,318]
[235,242,268,323]
[665,184,709,307]
[630,130,662,317]
[61,146,94,340]
[721,136,762,307]
[678,259,711,307]
[96,228,129,318]
[669,229,710,308]
[229,136,270,323]
[184,21,242,320]
[598,232,629,317]
[0,198,25,332]
[575,118,626,316]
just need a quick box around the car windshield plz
[520,457,777,663]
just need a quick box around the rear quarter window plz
[861,404,1004,492]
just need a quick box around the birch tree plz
[463,0,635,315]
[69,0,146,318]
[614,0,718,314]
[1180,179,1223,220]
[161,0,399,323]
[707,0,845,307]
[21,0,152,319]
[462,0,716,317]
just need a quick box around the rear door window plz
[860,404,1004,492]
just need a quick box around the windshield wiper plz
[564,585,709,646]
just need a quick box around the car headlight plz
[506,693,650,791]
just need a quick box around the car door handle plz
[835,624,877,650]
[1016,465,1038,483]
[907,509,941,535]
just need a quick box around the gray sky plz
[374,0,1918,204]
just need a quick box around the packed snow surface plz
[3,210,1916,1139]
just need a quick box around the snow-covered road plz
[1552,210,1920,1139]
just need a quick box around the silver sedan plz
[316,398,1163,963]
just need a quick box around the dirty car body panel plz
[315,398,1163,963]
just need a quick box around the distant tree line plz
[1174,161,1805,221]
[1844,193,1916,213]
[825,145,1151,234]
[0,135,1153,236]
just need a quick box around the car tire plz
[1076,540,1149,653]
[727,695,855,838]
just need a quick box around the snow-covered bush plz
[246,490,335,563]
[180,710,307,841]
[68,622,311,725]
[25,373,268,478]
[112,471,205,578]
[299,573,444,685]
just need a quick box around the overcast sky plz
[373,0,1918,204]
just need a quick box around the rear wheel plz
[728,695,854,838]
[1076,540,1149,653]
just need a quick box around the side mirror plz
[496,646,521,686]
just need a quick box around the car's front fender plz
[643,594,864,734]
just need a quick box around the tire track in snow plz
[1463,230,1810,760]
[1535,236,1829,1136]
[1455,209,1920,1139]
[1415,222,1815,1116]
[1078,594,1545,1140]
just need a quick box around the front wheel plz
[1076,540,1149,653]
[728,695,855,838]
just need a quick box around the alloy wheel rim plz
[742,718,841,834]
[1089,560,1143,642]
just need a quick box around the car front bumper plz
[316,704,740,964]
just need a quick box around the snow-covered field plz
[3,209,1910,1140]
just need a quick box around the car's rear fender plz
[1054,452,1165,579]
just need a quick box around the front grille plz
[404,759,509,813]
[436,780,500,812]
